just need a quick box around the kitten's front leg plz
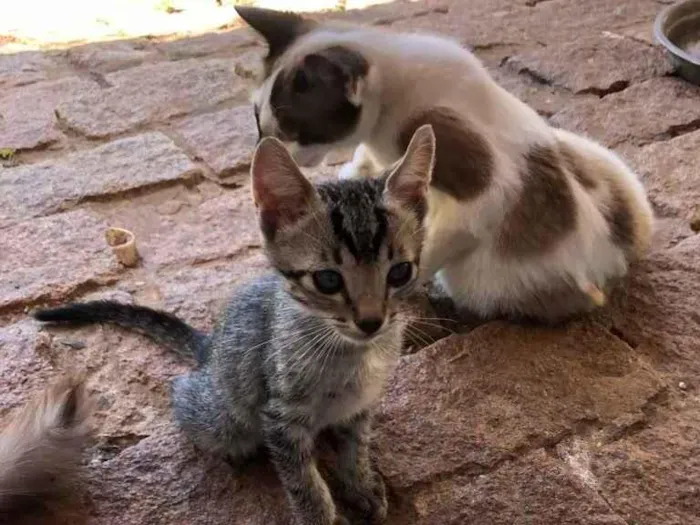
[263,408,347,525]
[338,144,382,180]
[326,412,387,524]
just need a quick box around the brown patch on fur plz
[398,108,493,201]
[559,141,597,190]
[270,46,368,145]
[605,186,636,252]
[498,145,577,257]
[0,375,93,523]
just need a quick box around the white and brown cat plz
[236,6,654,323]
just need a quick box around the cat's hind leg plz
[171,371,260,463]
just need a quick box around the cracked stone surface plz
[1,1,699,524]
[506,34,671,95]
[0,76,99,151]
[55,58,248,137]
[550,77,700,147]
[175,105,258,177]
[0,133,199,227]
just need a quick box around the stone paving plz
[1,1,700,524]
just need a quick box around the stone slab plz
[627,130,700,217]
[175,105,257,177]
[0,76,99,151]
[0,321,54,417]
[0,209,117,313]
[55,58,247,138]
[67,39,161,74]
[155,255,268,330]
[156,29,257,60]
[374,321,662,489]
[140,185,261,268]
[411,450,626,525]
[0,132,198,227]
[590,405,700,525]
[601,235,700,377]
[489,67,594,118]
[35,309,187,440]
[506,35,670,95]
[85,427,291,525]
[0,50,66,88]
[551,77,700,147]
[390,0,662,49]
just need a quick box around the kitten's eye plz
[293,69,310,93]
[387,262,412,288]
[312,270,344,294]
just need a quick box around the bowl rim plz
[654,0,700,67]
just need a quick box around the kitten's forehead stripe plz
[319,179,388,263]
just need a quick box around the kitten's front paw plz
[333,516,351,525]
[341,478,388,524]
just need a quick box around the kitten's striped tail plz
[0,375,93,522]
[33,301,209,364]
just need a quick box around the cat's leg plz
[338,144,383,180]
[171,371,260,463]
[323,412,387,525]
[262,406,347,525]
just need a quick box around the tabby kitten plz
[236,6,654,323]
[34,125,436,525]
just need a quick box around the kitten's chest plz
[314,351,396,430]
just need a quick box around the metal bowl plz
[654,0,700,85]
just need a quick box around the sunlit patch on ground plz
[0,0,398,52]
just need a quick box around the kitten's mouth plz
[333,324,388,346]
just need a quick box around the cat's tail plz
[33,301,209,363]
[0,375,93,522]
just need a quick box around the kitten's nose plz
[356,318,383,336]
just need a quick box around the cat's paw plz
[338,161,362,180]
[333,516,351,525]
[339,480,388,524]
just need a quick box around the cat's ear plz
[296,47,369,106]
[235,6,315,60]
[384,124,435,215]
[251,137,319,240]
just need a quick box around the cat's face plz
[251,125,435,344]
[237,6,374,167]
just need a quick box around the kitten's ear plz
[298,47,369,105]
[251,137,318,240]
[235,6,315,60]
[384,124,435,215]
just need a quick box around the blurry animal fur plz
[237,6,655,323]
[33,126,436,525]
[0,375,93,524]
